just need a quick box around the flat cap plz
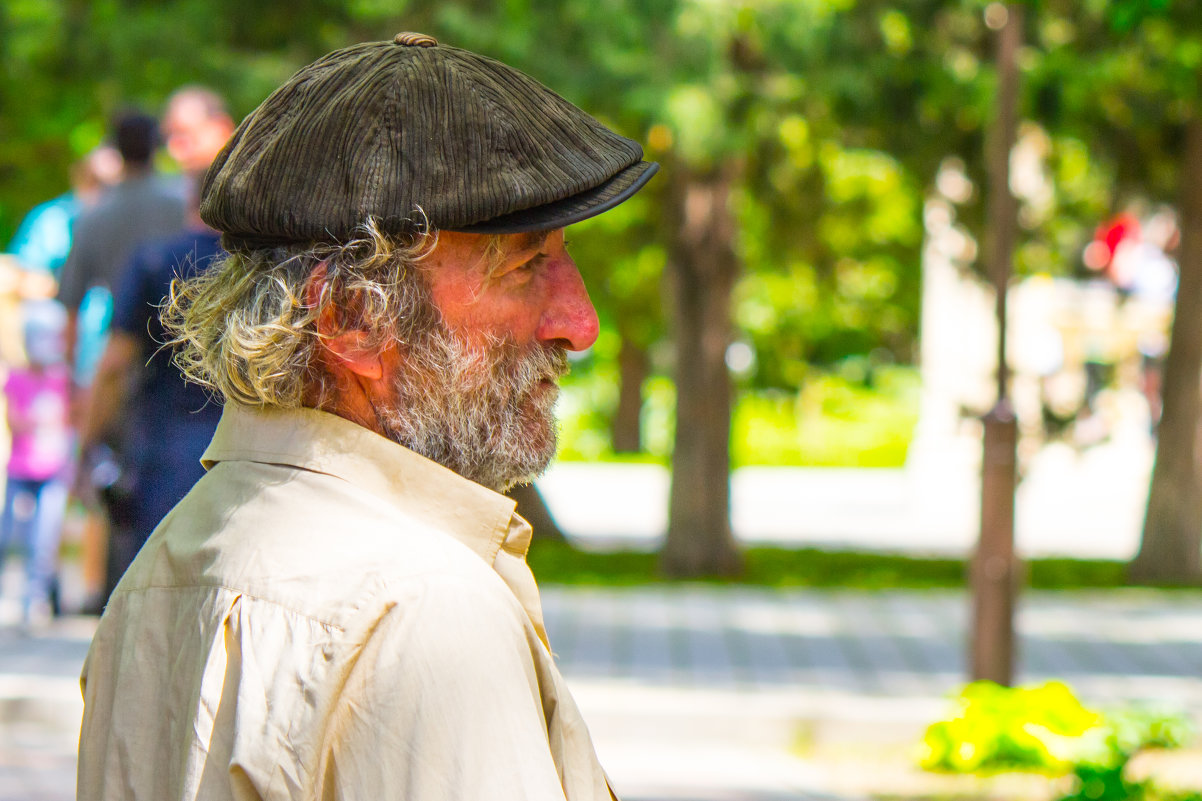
[200,33,658,250]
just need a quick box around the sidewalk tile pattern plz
[2,587,1200,801]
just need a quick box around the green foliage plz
[555,347,673,464]
[739,547,966,590]
[1032,0,1202,206]
[735,142,923,374]
[557,365,919,468]
[920,681,1196,801]
[921,681,1106,775]
[528,543,1202,592]
[568,186,669,350]
[1105,0,1173,33]
[1057,704,1196,801]
[732,366,920,467]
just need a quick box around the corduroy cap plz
[200,32,658,251]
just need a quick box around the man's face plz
[372,229,599,491]
[163,96,234,175]
[425,229,600,353]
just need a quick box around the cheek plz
[463,304,544,346]
[433,281,545,345]
[428,272,481,331]
[490,300,545,342]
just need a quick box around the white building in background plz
[906,148,1175,559]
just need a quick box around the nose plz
[538,255,600,351]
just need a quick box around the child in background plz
[1,300,71,629]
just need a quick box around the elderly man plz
[77,33,656,801]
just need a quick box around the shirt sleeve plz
[322,575,568,801]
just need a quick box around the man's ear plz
[306,263,385,380]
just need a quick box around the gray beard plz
[374,327,569,492]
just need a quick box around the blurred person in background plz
[55,110,184,613]
[80,88,233,604]
[162,85,236,188]
[5,145,122,289]
[0,147,121,365]
[56,110,185,388]
[78,33,656,799]
[1,300,71,630]
[0,146,121,611]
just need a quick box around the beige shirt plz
[78,404,614,801]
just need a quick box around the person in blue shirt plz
[80,226,225,602]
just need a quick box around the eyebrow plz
[483,231,551,278]
[512,231,549,255]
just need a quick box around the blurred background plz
[2,1,1202,799]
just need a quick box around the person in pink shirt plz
[2,300,71,628]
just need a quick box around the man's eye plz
[497,258,536,280]
[521,252,553,271]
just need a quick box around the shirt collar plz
[201,404,521,565]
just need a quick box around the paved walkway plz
[547,587,1202,800]
[3,582,1200,801]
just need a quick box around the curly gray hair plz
[161,222,438,409]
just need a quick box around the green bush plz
[920,681,1195,801]
[920,681,1104,775]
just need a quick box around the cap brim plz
[449,160,659,234]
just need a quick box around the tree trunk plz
[660,164,743,578]
[1132,111,1202,585]
[507,483,566,542]
[971,1,1022,687]
[612,336,648,453]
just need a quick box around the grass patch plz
[528,540,1202,592]
[1027,558,1130,589]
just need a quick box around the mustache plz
[486,341,569,396]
